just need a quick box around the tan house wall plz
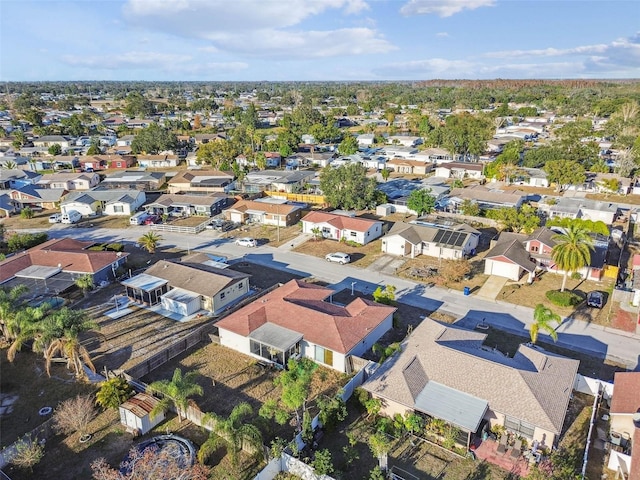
[212,279,249,313]
[610,414,634,436]
[379,398,412,419]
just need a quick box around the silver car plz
[235,237,257,247]
[325,252,351,264]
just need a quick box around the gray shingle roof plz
[485,238,537,272]
[363,319,579,434]
[386,221,479,249]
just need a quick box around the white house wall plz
[212,280,249,313]
[348,314,393,358]
[61,202,96,216]
[219,328,251,354]
[104,202,135,216]
[484,259,521,281]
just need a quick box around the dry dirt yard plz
[294,237,384,268]
[225,222,303,248]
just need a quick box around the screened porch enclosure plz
[122,274,169,306]
[248,323,302,367]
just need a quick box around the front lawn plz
[294,237,384,268]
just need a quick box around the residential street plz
[44,225,640,371]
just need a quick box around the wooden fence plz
[263,191,326,206]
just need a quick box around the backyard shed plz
[161,288,201,316]
[376,203,395,216]
[119,392,165,435]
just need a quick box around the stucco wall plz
[212,279,249,313]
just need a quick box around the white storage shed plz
[119,392,165,435]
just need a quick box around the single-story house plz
[301,211,383,245]
[10,185,66,210]
[422,148,458,164]
[99,171,166,191]
[381,221,480,259]
[0,169,41,190]
[590,173,631,195]
[447,186,526,212]
[61,189,146,216]
[27,156,80,172]
[216,280,396,372]
[78,154,136,171]
[357,133,375,147]
[434,162,484,180]
[136,154,180,169]
[539,197,619,225]
[119,392,165,436]
[0,237,129,297]
[484,233,537,281]
[32,135,72,149]
[0,191,18,217]
[167,170,235,194]
[193,133,226,145]
[362,318,579,449]
[243,170,315,194]
[606,372,640,479]
[145,193,229,217]
[517,168,549,188]
[122,255,250,315]
[387,135,423,147]
[386,158,433,175]
[36,172,100,191]
[224,199,302,226]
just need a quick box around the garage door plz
[488,260,519,280]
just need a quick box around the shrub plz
[105,243,124,252]
[545,290,582,307]
[6,232,48,252]
[88,245,105,251]
[312,449,334,476]
[344,240,361,247]
[10,436,44,471]
[570,271,582,280]
[96,377,134,410]
[20,207,34,219]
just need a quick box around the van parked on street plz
[61,210,82,224]
[129,211,150,225]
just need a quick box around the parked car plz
[143,215,160,225]
[325,252,351,264]
[48,213,62,223]
[235,237,257,247]
[61,210,82,224]
[587,291,604,309]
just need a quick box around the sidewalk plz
[277,233,312,252]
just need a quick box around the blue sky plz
[1,0,639,81]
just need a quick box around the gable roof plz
[229,199,300,216]
[526,227,557,248]
[11,185,66,202]
[168,170,234,185]
[147,193,226,208]
[449,186,526,206]
[386,221,479,248]
[63,189,145,205]
[485,236,537,272]
[610,372,640,414]
[301,211,382,233]
[142,259,249,298]
[0,237,128,284]
[363,318,579,434]
[437,162,484,171]
[216,280,396,354]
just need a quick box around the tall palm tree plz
[6,303,52,362]
[531,304,561,344]
[148,368,203,423]
[0,285,29,340]
[138,231,162,254]
[75,274,94,298]
[198,402,262,466]
[551,224,594,292]
[38,307,98,378]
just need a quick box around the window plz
[504,416,535,438]
[238,282,243,289]
[113,205,124,213]
[116,162,122,168]
[314,346,333,366]
[350,231,357,237]
[530,245,539,252]
[220,292,226,299]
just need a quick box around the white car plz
[235,237,257,247]
[325,252,351,264]
[48,213,62,223]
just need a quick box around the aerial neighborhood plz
[1,80,640,480]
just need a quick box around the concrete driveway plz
[366,254,407,276]
[475,276,508,300]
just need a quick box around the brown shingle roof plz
[229,200,300,216]
[216,280,396,354]
[168,170,234,184]
[301,211,382,233]
[363,319,579,434]
[610,372,640,414]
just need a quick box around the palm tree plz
[198,402,262,466]
[38,307,98,378]
[6,304,52,362]
[551,224,594,292]
[0,285,29,339]
[75,274,94,298]
[138,231,162,254]
[531,304,561,344]
[147,368,203,423]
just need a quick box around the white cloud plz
[198,46,220,54]
[120,0,392,59]
[435,32,450,37]
[60,50,249,76]
[400,0,495,17]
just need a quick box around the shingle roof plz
[168,170,234,184]
[142,259,249,297]
[527,227,557,248]
[485,237,537,272]
[216,280,396,354]
[449,186,525,205]
[229,199,300,215]
[302,211,382,233]
[148,193,226,208]
[385,221,479,248]
[363,319,579,434]
[0,237,128,283]
[610,372,640,414]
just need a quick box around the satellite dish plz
[633,410,640,429]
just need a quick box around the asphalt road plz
[44,224,640,371]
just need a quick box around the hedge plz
[545,290,583,307]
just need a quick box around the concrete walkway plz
[277,233,312,251]
[475,276,509,300]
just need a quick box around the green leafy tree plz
[531,304,561,344]
[131,124,177,154]
[546,217,609,236]
[316,394,348,431]
[124,92,155,118]
[277,130,300,157]
[6,232,48,252]
[60,115,85,137]
[551,224,594,292]
[320,163,380,210]
[407,188,436,216]
[372,342,401,364]
[147,368,203,423]
[338,135,358,155]
[86,139,101,155]
[544,159,586,192]
[0,284,29,340]
[196,139,239,169]
[380,168,390,182]
[372,284,396,305]
[368,431,392,470]
[138,231,162,254]
[198,402,262,466]
[75,274,94,298]
[20,206,34,219]
[312,449,335,476]
[48,144,62,156]
[460,199,480,216]
[96,377,134,410]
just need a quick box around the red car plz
[143,215,160,225]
